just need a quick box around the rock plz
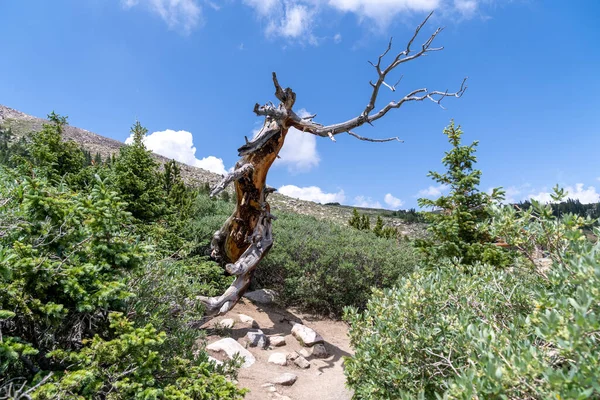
[298,348,311,358]
[238,314,256,326]
[311,343,328,358]
[268,353,288,366]
[273,394,292,400]
[245,329,269,348]
[206,338,255,368]
[293,355,310,369]
[269,373,298,386]
[286,352,299,361]
[244,289,277,304]
[291,323,324,347]
[269,336,286,347]
[216,318,235,329]
[207,356,223,366]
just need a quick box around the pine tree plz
[348,208,361,229]
[112,121,166,221]
[360,214,371,231]
[373,216,384,237]
[25,112,84,179]
[415,121,505,266]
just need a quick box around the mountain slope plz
[0,104,422,234]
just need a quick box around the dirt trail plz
[202,299,353,400]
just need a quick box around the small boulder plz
[268,353,288,366]
[206,338,255,368]
[298,348,311,358]
[293,355,310,369]
[269,373,298,386]
[216,318,235,329]
[244,289,277,304]
[238,314,256,326]
[269,336,286,347]
[245,329,269,348]
[291,323,324,347]
[312,343,328,358]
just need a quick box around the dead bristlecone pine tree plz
[198,11,467,316]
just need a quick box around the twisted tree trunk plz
[198,11,467,316]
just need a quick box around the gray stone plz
[269,373,298,386]
[293,355,310,369]
[245,329,269,348]
[269,336,286,347]
[206,338,255,368]
[244,289,277,304]
[268,352,288,366]
[291,323,324,347]
[311,343,328,358]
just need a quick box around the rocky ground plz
[201,290,353,400]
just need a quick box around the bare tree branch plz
[287,11,466,140]
[210,163,254,197]
[347,131,403,143]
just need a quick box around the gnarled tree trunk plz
[198,11,466,316]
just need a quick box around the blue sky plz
[1,0,599,209]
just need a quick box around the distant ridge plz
[0,104,423,233]
[0,104,222,187]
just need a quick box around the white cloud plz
[122,0,202,34]
[417,184,449,198]
[354,195,382,209]
[333,33,342,43]
[242,0,281,16]
[279,185,345,204]
[125,129,227,175]
[274,109,320,173]
[384,193,404,208]
[528,183,600,205]
[264,3,317,43]
[453,0,478,16]
[328,0,439,26]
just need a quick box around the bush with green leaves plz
[32,313,244,400]
[0,172,143,377]
[344,187,600,399]
[256,212,420,316]
[415,121,506,267]
[0,117,246,399]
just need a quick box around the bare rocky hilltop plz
[0,104,423,235]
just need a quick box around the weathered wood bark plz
[198,11,467,316]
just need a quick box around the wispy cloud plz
[278,185,345,204]
[384,193,404,208]
[121,0,498,39]
[121,0,202,35]
[242,0,492,44]
[125,128,227,175]
[354,195,382,209]
[417,184,449,198]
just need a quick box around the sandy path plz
[202,299,353,400]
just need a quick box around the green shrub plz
[344,189,600,399]
[255,213,420,316]
[32,313,245,400]
[344,262,538,399]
